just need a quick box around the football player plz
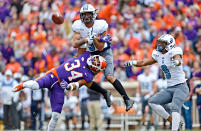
[12,51,110,131]
[124,34,189,131]
[72,3,134,111]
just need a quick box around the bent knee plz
[106,75,115,83]
[170,103,180,113]
[52,112,60,121]
[148,97,155,105]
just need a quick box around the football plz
[52,12,64,24]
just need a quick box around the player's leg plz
[170,83,189,131]
[48,83,65,131]
[101,48,134,111]
[13,73,58,92]
[149,105,155,131]
[148,89,172,121]
[141,95,147,131]
[87,81,112,107]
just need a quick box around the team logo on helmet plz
[87,55,107,73]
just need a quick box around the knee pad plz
[48,112,60,131]
[52,112,60,121]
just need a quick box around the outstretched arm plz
[124,57,157,67]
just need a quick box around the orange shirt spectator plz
[52,36,67,50]
[98,4,113,23]
[34,58,46,74]
[46,54,59,70]
[6,57,21,73]
[128,36,140,52]
[163,12,175,29]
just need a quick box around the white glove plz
[87,33,96,45]
[67,82,79,91]
[171,59,180,67]
[124,60,137,67]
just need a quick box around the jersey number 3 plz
[161,65,171,79]
[64,59,83,81]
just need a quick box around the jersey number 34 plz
[64,59,83,81]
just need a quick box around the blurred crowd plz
[0,0,201,130]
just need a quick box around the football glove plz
[100,34,112,43]
[60,80,68,89]
[67,82,79,91]
[87,33,96,45]
[124,60,137,67]
[171,59,180,67]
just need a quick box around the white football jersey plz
[72,19,109,52]
[152,47,186,87]
[137,73,156,93]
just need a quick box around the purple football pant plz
[36,72,64,113]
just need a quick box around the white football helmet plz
[80,4,97,24]
[157,34,176,51]
[87,55,107,73]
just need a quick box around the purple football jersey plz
[56,51,93,83]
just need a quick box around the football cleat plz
[125,99,134,111]
[177,121,184,131]
[12,83,24,92]
[103,91,112,107]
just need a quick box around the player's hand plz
[124,60,137,67]
[100,34,112,43]
[67,82,79,91]
[60,80,68,89]
[87,33,96,45]
[171,59,179,67]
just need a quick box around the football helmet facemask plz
[156,34,176,52]
[80,4,97,24]
[87,55,107,73]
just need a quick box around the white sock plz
[149,103,170,119]
[48,112,60,131]
[23,80,39,90]
[172,112,180,131]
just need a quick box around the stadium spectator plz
[87,88,103,130]
[137,67,157,131]
[79,85,89,130]
[0,70,19,130]
[63,91,79,130]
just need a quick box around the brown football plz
[52,13,64,24]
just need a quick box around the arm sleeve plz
[100,20,108,34]
[171,47,183,57]
[152,50,158,61]
[72,20,80,33]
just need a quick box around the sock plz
[112,79,129,100]
[48,112,60,131]
[149,103,170,119]
[23,80,39,90]
[172,112,180,131]
[89,81,107,95]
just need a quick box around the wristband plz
[75,82,79,90]
[132,60,137,66]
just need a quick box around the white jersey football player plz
[124,34,189,131]
[72,4,134,111]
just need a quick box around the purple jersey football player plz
[12,51,109,131]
